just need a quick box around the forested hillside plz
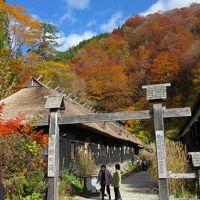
[1,0,200,143]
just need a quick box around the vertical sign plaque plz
[156,131,167,178]
[48,135,56,177]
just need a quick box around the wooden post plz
[45,95,65,200]
[153,102,169,200]
[188,152,200,198]
[47,109,60,200]
[143,83,170,200]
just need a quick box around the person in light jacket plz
[97,165,112,200]
[112,163,122,200]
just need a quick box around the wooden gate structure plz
[43,83,192,200]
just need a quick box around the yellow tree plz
[0,0,42,55]
[35,61,88,99]
[0,49,25,99]
[0,1,43,99]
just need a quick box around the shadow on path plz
[122,171,158,193]
[78,171,159,200]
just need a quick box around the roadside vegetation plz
[0,106,48,199]
[140,140,195,198]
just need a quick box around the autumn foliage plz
[0,104,48,198]
[0,104,48,146]
[68,5,200,113]
[1,2,200,142]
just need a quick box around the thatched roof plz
[0,77,142,145]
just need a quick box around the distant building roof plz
[0,77,142,145]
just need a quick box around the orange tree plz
[81,65,132,111]
[0,104,48,199]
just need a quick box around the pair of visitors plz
[97,164,122,200]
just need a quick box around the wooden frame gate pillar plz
[42,84,191,200]
[153,102,169,199]
[45,95,65,200]
[142,84,171,200]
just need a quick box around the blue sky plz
[8,0,200,51]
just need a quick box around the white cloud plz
[59,11,76,25]
[66,0,90,10]
[142,0,200,15]
[100,11,123,32]
[31,14,41,21]
[57,31,96,51]
[87,20,96,27]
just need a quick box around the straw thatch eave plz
[0,77,143,146]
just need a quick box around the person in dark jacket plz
[97,165,112,200]
[112,164,122,200]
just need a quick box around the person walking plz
[97,165,112,200]
[112,164,122,200]
[112,163,122,200]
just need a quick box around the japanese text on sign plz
[48,135,56,177]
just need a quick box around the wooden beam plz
[162,107,191,118]
[35,107,191,126]
[66,93,72,98]
[168,173,196,179]
[58,110,151,124]
[54,86,59,91]
[36,118,49,126]
[36,74,43,81]
[46,81,51,86]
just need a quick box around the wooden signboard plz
[142,83,171,101]
[156,131,167,178]
[48,135,56,177]
[189,152,200,167]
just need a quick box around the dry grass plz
[140,139,194,196]
[59,177,72,200]
[76,147,96,176]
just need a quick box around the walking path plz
[78,171,159,200]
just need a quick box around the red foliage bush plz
[0,104,48,147]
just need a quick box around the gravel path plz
[78,171,159,200]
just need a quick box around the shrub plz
[64,172,83,192]
[127,163,140,172]
[59,172,83,199]
[76,147,96,176]
[22,170,46,198]
[0,134,46,199]
[0,105,47,199]
[59,177,72,200]
[140,140,195,197]
[22,193,43,200]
